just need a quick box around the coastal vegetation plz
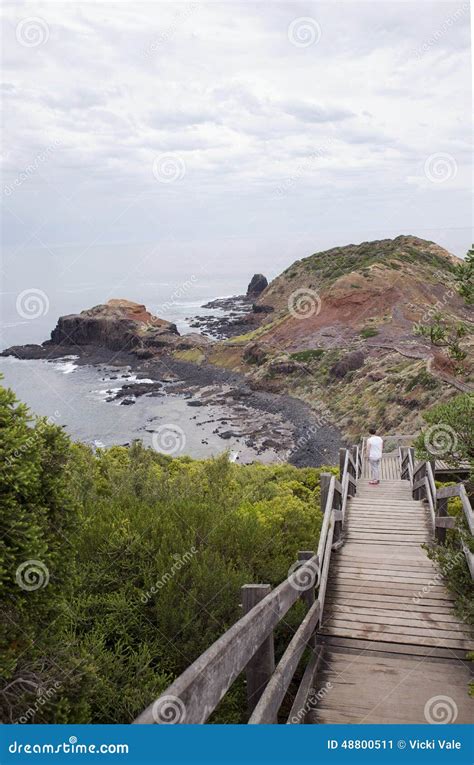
[415,393,473,624]
[0,379,331,724]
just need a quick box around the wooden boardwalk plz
[135,447,473,726]
[311,454,474,724]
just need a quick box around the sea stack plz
[246,274,268,299]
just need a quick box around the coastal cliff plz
[2,236,472,439]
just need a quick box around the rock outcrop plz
[330,350,365,379]
[246,274,268,298]
[1,299,211,361]
[50,299,178,352]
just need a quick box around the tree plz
[414,315,468,372]
[0,379,77,721]
[454,246,474,305]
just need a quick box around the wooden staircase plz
[135,446,473,726]
[309,453,474,724]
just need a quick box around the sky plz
[1,0,472,279]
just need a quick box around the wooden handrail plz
[134,446,360,725]
[248,599,321,724]
[406,455,473,582]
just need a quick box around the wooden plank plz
[462,541,474,580]
[319,625,473,649]
[326,603,462,624]
[326,583,453,599]
[337,548,432,558]
[325,600,457,616]
[327,591,457,620]
[345,537,428,544]
[318,634,469,660]
[286,645,324,724]
[324,620,473,644]
[335,558,435,569]
[248,600,321,724]
[323,610,471,633]
[325,591,456,608]
[345,532,428,539]
[437,485,461,499]
[459,484,474,534]
[334,572,440,585]
[336,563,436,575]
[435,516,456,529]
[241,584,275,715]
[335,566,436,578]
[412,477,426,494]
[347,523,428,530]
[309,649,474,724]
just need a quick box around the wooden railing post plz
[241,584,275,716]
[320,473,332,514]
[436,497,448,545]
[297,551,317,648]
[408,447,415,489]
[333,486,343,547]
[350,445,358,481]
[338,448,346,481]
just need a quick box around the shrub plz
[414,393,473,466]
[0,381,327,724]
[360,327,379,338]
[405,370,440,392]
[290,349,325,363]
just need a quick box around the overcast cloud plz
[1,0,472,265]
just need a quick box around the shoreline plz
[1,342,343,467]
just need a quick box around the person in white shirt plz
[366,428,383,485]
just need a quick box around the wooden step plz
[319,625,473,650]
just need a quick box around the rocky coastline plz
[1,287,343,467]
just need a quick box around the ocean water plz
[0,240,291,348]
[0,242,291,460]
[0,355,284,462]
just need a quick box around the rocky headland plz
[2,236,472,449]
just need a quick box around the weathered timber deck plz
[309,457,474,724]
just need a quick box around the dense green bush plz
[0,383,79,717]
[414,393,473,466]
[1,382,328,724]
